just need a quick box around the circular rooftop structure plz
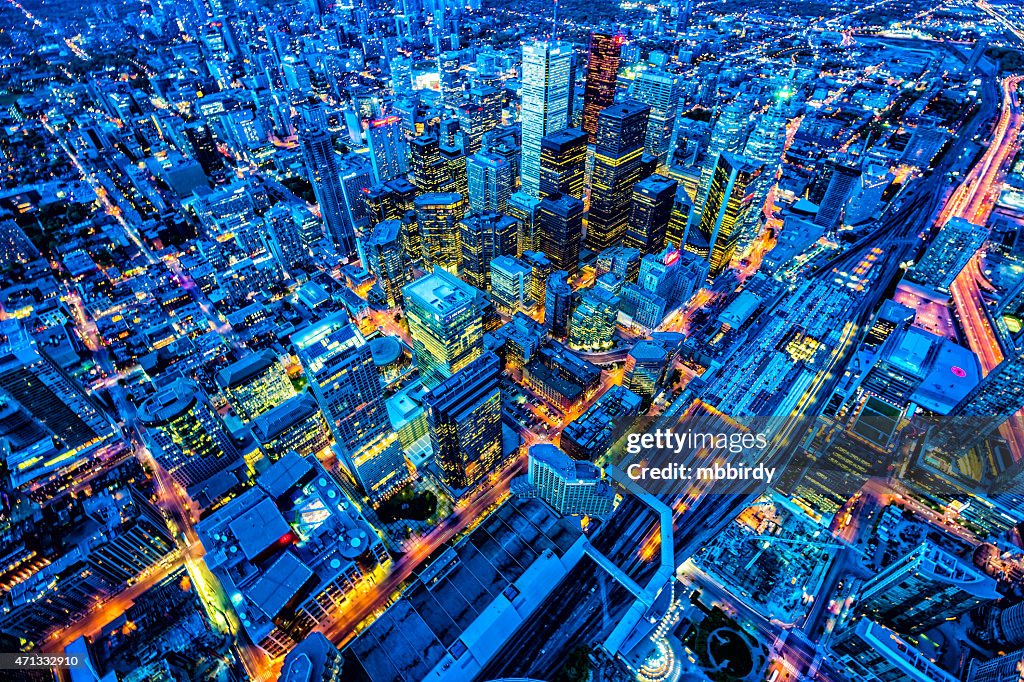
[369,335,403,367]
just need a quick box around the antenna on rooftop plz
[552,0,558,40]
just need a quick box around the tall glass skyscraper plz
[585,100,651,252]
[629,68,683,166]
[581,32,624,145]
[539,127,588,200]
[298,105,356,258]
[520,40,572,198]
[366,115,409,183]
[693,152,761,277]
[293,314,409,498]
[467,151,514,214]
[403,268,484,388]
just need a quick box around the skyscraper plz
[537,192,585,278]
[568,288,619,351]
[629,68,683,165]
[586,100,651,252]
[490,255,533,314]
[404,267,484,388]
[693,152,762,277]
[366,115,409,183]
[829,619,958,682]
[299,105,356,258]
[459,212,519,291]
[624,174,677,255]
[423,351,503,490]
[666,184,693,250]
[215,350,295,423]
[362,219,409,307]
[467,151,514,214]
[539,127,588,200]
[409,135,445,193]
[581,32,623,144]
[856,542,999,634]
[526,443,616,517]
[695,97,752,219]
[814,159,860,229]
[544,270,574,338]
[293,314,409,498]
[520,40,572,197]
[415,192,467,272]
[507,191,543,254]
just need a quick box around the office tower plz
[624,340,669,402]
[459,212,519,290]
[537,192,585,278]
[906,217,988,293]
[409,135,444,192]
[458,103,487,155]
[138,379,243,503]
[280,632,346,681]
[367,115,409,183]
[365,176,417,224]
[523,250,552,305]
[568,288,619,351]
[581,32,623,144]
[814,159,861,229]
[415,192,467,272]
[737,103,790,247]
[197,453,390,657]
[856,542,999,635]
[545,270,574,338]
[467,151,514,214]
[0,320,119,494]
[251,392,331,460]
[490,255,533,314]
[403,267,484,388]
[293,315,409,498]
[299,105,356,258]
[471,85,502,132]
[215,350,295,422]
[695,97,752,218]
[438,50,462,104]
[666,184,693,249]
[439,143,469,197]
[596,246,642,282]
[629,69,683,165]
[539,128,587,200]
[967,650,1024,682]
[423,352,502,490]
[526,443,616,517]
[560,384,643,461]
[363,219,409,307]
[843,164,892,226]
[829,619,958,682]
[693,152,762,277]
[624,174,677,255]
[508,191,543,254]
[586,101,651,252]
[520,40,572,197]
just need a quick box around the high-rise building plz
[666,184,693,250]
[409,135,445,193]
[215,350,295,423]
[814,159,860,229]
[507,191,543,255]
[415,192,467,272]
[280,632,346,681]
[967,650,1024,682]
[694,97,752,218]
[490,255,533,314]
[523,250,552,305]
[693,152,762,277]
[629,69,683,165]
[736,103,790,248]
[586,100,651,252]
[471,85,503,133]
[299,105,356,258]
[263,204,307,273]
[362,219,409,307]
[138,379,244,505]
[251,392,331,461]
[459,212,519,291]
[423,352,503,490]
[829,619,958,682]
[366,115,409,183]
[364,177,417,224]
[581,32,623,144]
[856,542,999,634]
[624,174,677,255]
[0,320,119,495]
[539,128,588,200]
[544,270,574,338]
[526,443,616,517]
[520,40,572,197]
[624,340,669,403]
[537,192,585,278]
[404,267,485,388]
[439,143,468,197]
[906,217,988,293]
[467,151,514,214]
[568,288,619,351]
[293,314,409,498]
